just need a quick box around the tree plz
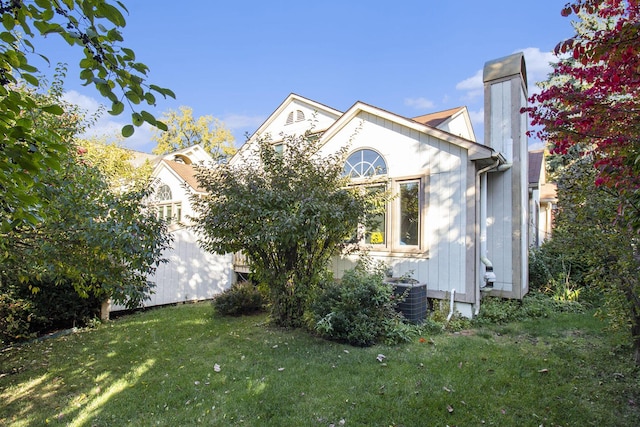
[152,106,236,162]
[1,72,171,311]
[191,133,377,327]
[542,150,640,363]
[525,0,640,228]
[525,0,640,363]
[79,136,154,192]
[0,0,174,233]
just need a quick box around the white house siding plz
[324,110,471,299]
[145,228,232,307]
[111,147,233,312]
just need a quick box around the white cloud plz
[404,97,435,110]
[455,48,558,102]
[63,90,157,152]
[468,108,484,127]
[221,113,265,130]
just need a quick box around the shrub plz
[0,278,101,345]
[212,281,265,316]
[473,292,584,326]
[308,261,412,346]
[0,294,38,346]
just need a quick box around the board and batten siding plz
[325,110,471,299]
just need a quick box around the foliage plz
[0,294,38,345]
[474,292,585,326]
[0,64,171,311]
[0,0,173,234]
[1,144,172,308]
[539,151,640,362]
[308,259,411,346]
[192,132,378,327]
[2,303,639,426]
[212,281,265,316]
[152,106,236,163]
[79,136,154,191]
[525,0,640,229]
[0,278,102,345]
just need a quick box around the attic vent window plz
[285,109,305,125]
[343,149,387,178]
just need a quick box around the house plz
[114,52,536,318]
[110,145,234,312]
[529,149,557,247]
[230,52,531,317]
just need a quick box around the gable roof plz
[163,160,204,192]
[319,100,497,163]
[412,106,466,127]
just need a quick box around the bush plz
[212,281,265,316]
[0,278,101,345]
[473,292,584,326]
[308,261,412,346]
[0,294,38,345]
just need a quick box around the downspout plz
[446,289,456,322]
[475,157,500,316]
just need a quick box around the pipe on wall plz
[475,158,501,316]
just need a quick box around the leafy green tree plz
[544,150,640,363]
[192,133,377,327]
[2,146,172,309]
[0,0,173,234]
[152,106,236,162]
[1,64,171,313]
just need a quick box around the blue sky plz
[50,1,576,153]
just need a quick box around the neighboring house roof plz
[528,150,544,187]
[129,150,161,167]
[412,106,465,127]
[163,160,205,193]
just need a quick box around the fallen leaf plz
[447,404,454,413]
[443,386,451,393]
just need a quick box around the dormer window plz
[155,184,182,224]
[285,109,306,125]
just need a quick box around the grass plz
[1,302,639,426]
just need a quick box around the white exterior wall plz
[321,111,472,300]
[111,152,233,312]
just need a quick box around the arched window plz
[155,184,181,224]
[157,184,172,201]
[343,149,387,178]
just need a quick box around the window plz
[342,150,426,253]
[398,180,420,246]
[343,149,387,179]
[364,185,386,245]
[155,184,182,223]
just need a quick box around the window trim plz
[348,173,429,257]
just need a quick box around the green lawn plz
[1,302,639,426]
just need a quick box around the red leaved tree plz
[525,0,640,226]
